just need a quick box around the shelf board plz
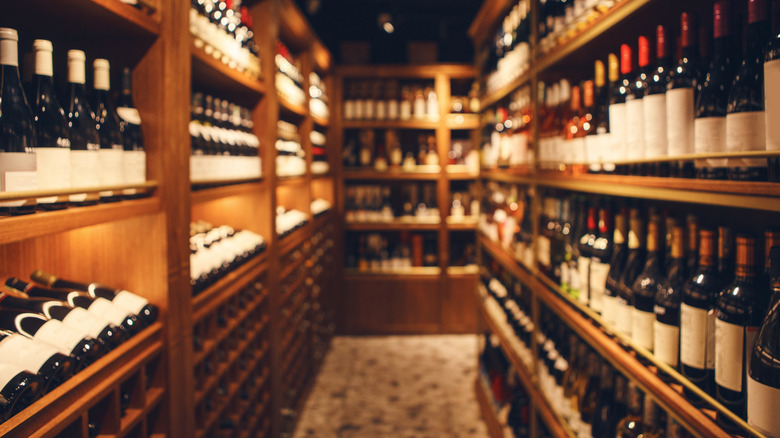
[480,167,535,183]
[446,265,479,275]
[344,218,441,231]
[336,64,477,79]
[192,254,268,321]
[190,179,265,204]
[0,195,160,244]
[191,42,265,106]
[446,216,479,230]
[474,378,508,438]
[342,119,440,130]
[480,69,533,110]
[278,95,309,119]
[344,267,441,277]
[276,175,308,185]
[343,166,441,180]
[445,113,480,129]
[312,114,330,128]
[277,222,313,254]
[311,171,333,180]
[0,323,164,437]
[445,165,480,179]
[536,172,780,212]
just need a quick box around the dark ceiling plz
[293,0,483,64]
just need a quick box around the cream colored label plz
[643,93,668,158]
[123,150,146,185]
[70,150,100,202]
[715,319,744,391]
[36,147,71,203]
[589,261,610,313]
[626,98,645,160]
[654,320,680,367]
[0,363,27,390]
[632,308,655,351]
[536,236,551,267]
[0,333,58,372]
[88,297,130,326]
[32,318,87,355]
[602,294,617,326]
[681,304,715,369]
[578,257,591,306]
[112,290,149,315]
[764,59,780,151]
[609,103,627,161]
[747,376,780,435]
[726,112,766,168]
[616,298,633,337]
[666,88,695,156]
[60,307,109,339]
[694,117,727,168]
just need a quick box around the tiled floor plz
[293,335,490,438]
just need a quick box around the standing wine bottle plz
[695,1,737,180]
[616,381,644,437]
[590,60,610,171]
[715,235,762,428]
[609,50,630,166]
[65,50,100,206]
[625,37,650,167]
[0,28,37,215]
[0,308,99,370]
[719,226,735,286]
[604,207,628,326]
[765,0,780,181]
[631,214,663,352]
[680,229,720,402]
[0,329,73,392]
[667,12,700,178]
[0,364,43,422]
[594,373,628,438]
[576,203,597,308]
[643,25,671,173]
[30,270,157,326]
[116,67,146,197]
[92,59,125,201]
[616,207,645,338]
[589,203,612,314]
[726,0,771,181]
[687,214,699,275]
[29,39,71,211]
[654,226,686,375]
[20,280,141,337]
[2,279,123,349]
[746,247,780,435]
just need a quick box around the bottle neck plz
[747,20,771,57]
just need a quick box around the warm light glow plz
[383,22,395,34]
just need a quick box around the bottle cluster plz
[481,85,533,169]
[537,0,616,54]
[189,92,261,182]
[275,207,307,238]
[310,198,331,217]
[342,129,439,170]
[344,183,439,223]
[310,129,329,174]
[0,29,147,215]
[275,41,305,108]
[308,72,329,120]
[538,2,780,182]
[479,182,535,268]
[189,0,261,79]
[275,120,305,177]
[342,80,439,121]
[449,182,481,220]
[0,271,157,424]
[189,220,266,295]
[484,0,532,97]
[345,231,438,270]
[536,191,780,432]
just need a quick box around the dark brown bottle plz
[654,226,686,375]
[632,215,663,352]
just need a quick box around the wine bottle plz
[762,229,780,311]
[0,308,99,370]
[604,207,628,326]
[643,25,671,169]
[695,1,737,180]
[65,50,100,206]
[631,214,663,352]
[576,203,597,308]
[589,203,612,314]
[616,207,645,338]
[20,280,141,337]
[0,28,37,216]
[31,270,157,326]
[2,280,122,349]
[116,67,146,197]
[29,39,71,210]
[591,365,627,438]
[766,0,780,181]
[0,364,43,422]
[715,235,762,428]
[680,228,720,402]
[0,329,74,392]
[609,50,629,166]
[654,225,686,374]
[577,351,602,437]
[616,381,644,437]
[667,12,700,178]
[686,214,699,275]
[746,247,780,436]
[625,36,650,166]
[589,61,610,170]
[726,0,771,181]
[719,226,735,285]
[92,59,125,201]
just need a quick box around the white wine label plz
[726,111,766,168]
[98,148,125,186]
[365,100,375,120]
[36,147,70,196]
[343,100,354,119]
[123,150,146,185]
[87,297,131,326]
[387,100,399,120]
[60,307,109,339]
[666,88,695,156]
[680,304,707,368]
[694,117,727,169]
[112,290,149,315]
[616,298,633,337]
[626,98,646,160]
[560,261,570,289]
[747,376,780,436]
[632,308,655,351]
[602,294,617,326]
[589,261,610,313]
[70,150,100,202]
[715,319,753,392]
[0,152,37,208]
[577,257,591,306]
[643,93,668,158]
[116,107,141,125]
[654,320,680,367]
[0,333,58,373]
[536,236,551,267]
[0,363,27,391]
[609,103,627,161]
[400,101,412,120]
[764,59,780,151]
[33,319,87,355]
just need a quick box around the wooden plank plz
[474,378,507,438]
[191,42,266,107]
[190,179,265,204]
[342,119,440,130]
[336,64,477,79]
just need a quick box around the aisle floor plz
[293,335,491,438]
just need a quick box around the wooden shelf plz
[480,70,533,110]
[342,119,440,130]
[446,265,479,275]
[0,323,164,437]
[192,254,268,321]
[336,64,477,79]
[0,196,160,245]
[344,218,441,231]
[191,42,265,107]
[312,114,330,128]
[481,167,535,183]
[277,222,313,254]
[445,165,481,179]
[278,95,309,119]
[344,267,441,277]
[190,179,265,204]
[343,167,441,180]
[446,216,479,230]
[445,113,480,129]
[276,175,308,185]
[474,378,507,438]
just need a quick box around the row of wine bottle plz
[345,231,439,270]
[344,183,440,222]
[275,41,305,108]
[342,80,440,121]
[310,129,329,175]
[0,271,157,424]
[308,71,329,120]
[276,120,305,178]
[0,29,147,215]
[343,129,441,170]
[276,207,308,238]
